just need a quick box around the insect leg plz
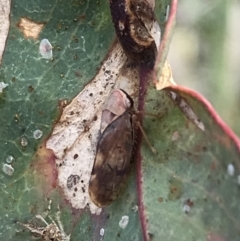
[136,110,163,119]
[135,121,157,154]
[36,215,49,226]
[17,222,44,236]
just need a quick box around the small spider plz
[18,206,70,241]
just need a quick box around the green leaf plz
[2,0,238,241]
[0,0,116,240]
[140,85,240,241]
[0,0,170,240]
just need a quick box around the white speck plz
[100,228,104,236]
[0,82,8,93]
[6,155,15,164]
[237,175,240,185]
[3,164,14,176]
[21,137,28,147]
[183,204,191,214]
[132,205,138,212]
[119,215,129,229]
[118,21,125,31]
[81,36,86,52]
[227,164,235,176]
[39,39,53,59]
[33,129,43,139]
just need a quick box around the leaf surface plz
[1,0,238,241]
[139,75,240,241]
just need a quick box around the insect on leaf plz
[89,89,135,207]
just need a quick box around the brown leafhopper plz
[89,89,155,207]
[89,89,136,207]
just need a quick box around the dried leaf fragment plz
[155,60,176,90]
[17,18,45,39]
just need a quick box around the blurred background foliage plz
[168,0,240,136]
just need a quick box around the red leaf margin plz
[137,0,240,239]
[166,85,240,151]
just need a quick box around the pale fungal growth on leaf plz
[33,129,43,139]
[2,164,14,176]
[0,82,8,93]
[227,164,235,176]
[119,215,129,229]
[39,38,53,59]
[46,42,139,215]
